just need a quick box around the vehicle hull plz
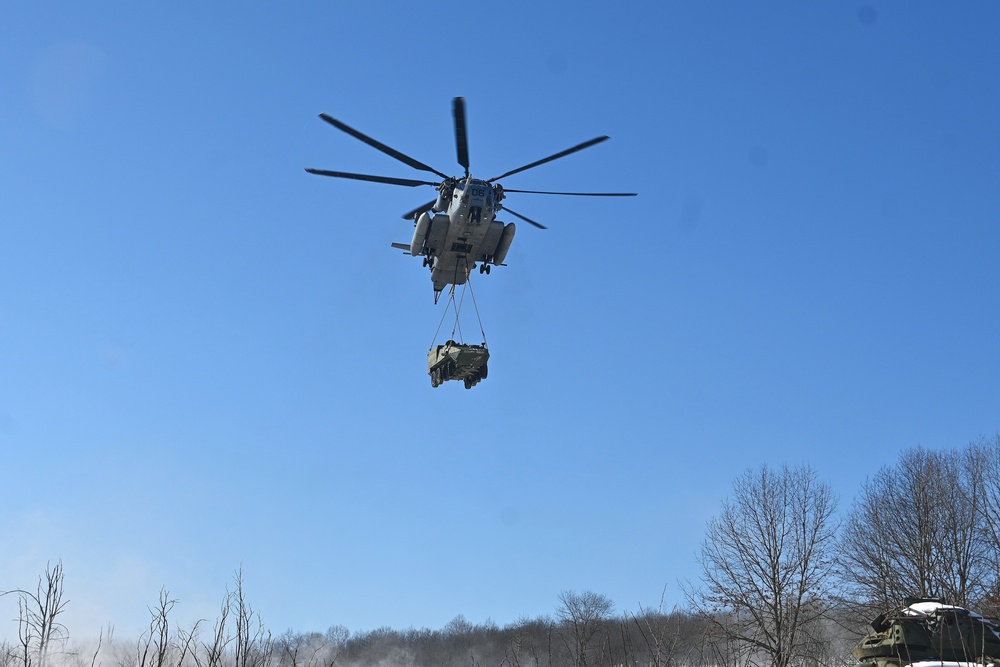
[427,341,489,389]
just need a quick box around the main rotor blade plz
[502,189,638,197]
[488,136,610,183]
[453,97,470,178]
[401,199,438,220]
[502,206,548,230]
[318,113,450,180]
[305,168,438,188]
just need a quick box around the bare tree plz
[134,589,201,667]
[191,569,275,667]
[203,591,231,667]
[274,627,345,667]
[230,569,273,667]
[623,587,683,667]
[687,464,839,667]
[964,435,1000,618]
[555,590,614,667]
[500,617,553,667]
[136,590,174,667]
[1,642,19,667]
[839,445,993,615]
[0,561,70,667]
[974,436,1000,555]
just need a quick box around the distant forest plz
[4,435,1000,667]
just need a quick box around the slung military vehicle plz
[427,340,489,389]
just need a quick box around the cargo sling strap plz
[430,269,487,349]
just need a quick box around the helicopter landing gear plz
[478,263,491,275]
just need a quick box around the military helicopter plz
[306,97,636,303]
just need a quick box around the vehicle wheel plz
[479,364,488,379]
[464,379,473,389]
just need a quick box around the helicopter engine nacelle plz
[423,213,450,255]
[492,222,516,265]
[478,221,505,262]
[410,211,432,255]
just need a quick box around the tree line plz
[3,435,1000,667]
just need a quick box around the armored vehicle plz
[428,340,489,389]
[854,598,1000,667]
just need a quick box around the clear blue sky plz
[2,0,999,640]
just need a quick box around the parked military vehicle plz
[428,340,489,389]
[854,598,1000,667]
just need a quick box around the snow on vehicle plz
[854,598,1000,667]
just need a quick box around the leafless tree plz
[134,589,201,667]
[687,464,839,667]
[136,590,174,667]
[623,587,684,667]
[202,592,231,667]
[230,569,273,667]
[964,435,1000,618]
[499,617,553,667]
[555,590,614,667]
[274,626,346,667]
[974,436,1000,556]
[1,561,70,667]
[839,445,993,616]
[1,642,18,667]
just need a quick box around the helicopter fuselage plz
[403,177,516,302]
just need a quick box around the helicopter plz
[306,97,636,303]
